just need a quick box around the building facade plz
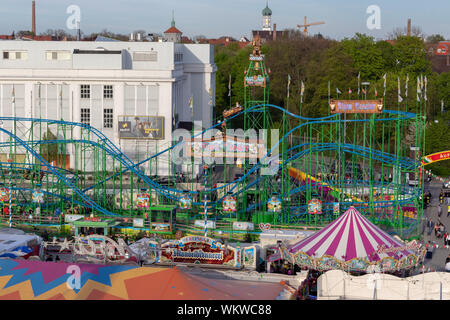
[0,41,217,176]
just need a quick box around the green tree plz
[341,33,384,80]
[393,36,431,75]
[40,129,58,164]
[426,34,445,43]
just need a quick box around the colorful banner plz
[402,206,417,219]
[308,199,322,214]
[330,99,383,114]
[160,236,238,267]
[333,202,340,215]
[136,193,150,208]
[118,116,164,140]
[267,196,281,213]
[222,195,237,212]
[0,188,9,202]
[178,195,192,210]
[245,75,266,87]
[32,190,44,204]
[423,151,450,165]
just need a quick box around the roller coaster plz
[0,37,426,238]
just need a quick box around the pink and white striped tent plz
[286,207,424,272]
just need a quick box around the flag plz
[189,96,193,109]
[348,88,352,95]
[397,77,402,103]
[374,87,378,97]
[417,76,421,102]
[357,72,361,95]
[11,86,15,104]
[405,74,409,97]
[424,75,428,101]
[287,74,291,98]
[228,74,231,97]
[300,81,305,103]
[362,88,366,95]
[383,73,387,96]
[336,88,341,95]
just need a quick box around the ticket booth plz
[148,205,176,234]
[71,217,119,236]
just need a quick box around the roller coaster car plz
[22,169,45,181]
[223,104,243,119]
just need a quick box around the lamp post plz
[203,164,208,237]
[7,159,12,228]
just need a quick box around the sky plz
[0,0,449,41]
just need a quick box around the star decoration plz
[59,238,72,252]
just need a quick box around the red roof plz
[164,26,182,34]
[436,42,450,55]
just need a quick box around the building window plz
[174,53,183,62]
[80,85,90,99]
[81,108,90,125]
[103,108,113,128]
[45,51,71,60]
[3,51,28,60]
[103,85,113,99]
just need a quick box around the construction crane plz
[297,16,325,37]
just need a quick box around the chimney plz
[273,23,277,41]
[32,0,36,35]
[407,18,411,36]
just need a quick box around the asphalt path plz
[422,179,450,271]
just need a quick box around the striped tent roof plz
[289,206,415,262]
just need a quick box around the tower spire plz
[171,10,175,27]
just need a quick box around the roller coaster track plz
[0,106,420,214]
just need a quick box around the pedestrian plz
[427,218,433,236]
[438,204,442,218]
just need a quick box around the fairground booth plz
[70,217,119,236]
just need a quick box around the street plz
[422,178,449,271]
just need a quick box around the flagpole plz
[228,74,232,110]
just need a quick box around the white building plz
[0,40,217,176]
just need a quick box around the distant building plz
[0,41,217,175]
[164,12,182,43]
[262,1,272,31]
[252,2,284,43]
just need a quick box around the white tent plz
[318,269,450,300]
[0,228,41,256]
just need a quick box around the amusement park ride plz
[0,36,431,242]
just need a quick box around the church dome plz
[262,3,272,16]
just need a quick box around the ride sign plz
[330,99,383,114]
